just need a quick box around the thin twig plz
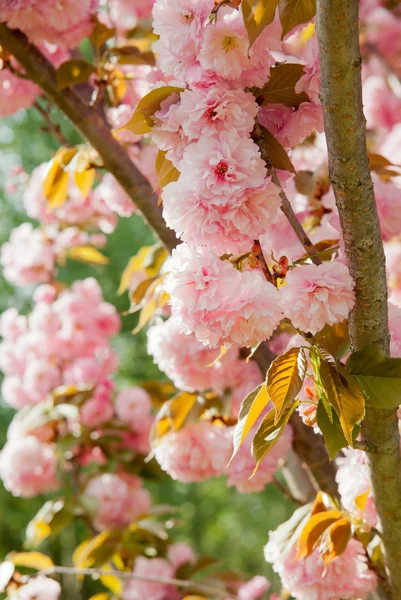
[272,170,323,267]
[38,565,236,599]
[273,475,303,506]
[33,101,71,146]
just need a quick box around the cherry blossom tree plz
[0,0,401,599]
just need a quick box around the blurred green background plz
[0,106,294,596]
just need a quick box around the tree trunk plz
[316,1,401,596]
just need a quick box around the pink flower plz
[336,448,377,528]
[147,317,228,391]
[162,177,281,254]
[363,76,401,132]
[22,360,62,404]
[80,379,114,428]
[259,102,324,149]
[152,0,211,56]
[107,0,155,30]
[93,173,136,218]
[123,556,179,600]
[389,302,401,357]
[33,284,58,305]
[0,436,58,498]
[115,387,152,430]
[0,0,98,48]
[1,377,33,410]
[166,244,283,348]
[0,69,40,117]
[121,422,154,455]
[227,425,293,493]
[0,308,27,341]
[1,223,55,286]
[295,42,320,103]
[260,210,339,264]
[152,94,189,168]
[372,173,401,242]
[177,86,259,139]
[264,538,377,600]
[147,317,262,398]
[181,132,266,201]
[281,261,355,335]
[385,242,401,306]
[230,359,264,417]
[167,542,197,570]
[154,421,233,482]
[237,576,270,600]
[10,575,61,600]
[84,473,151,530]
[199,7,274,86]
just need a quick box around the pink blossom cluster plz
[264,524,378,600]
[151,0,286,254]
[154,419,293,493]
[0,278,120,409]
[0,435,59,498]
[149,0,325,255]
[336,448,377,528]
[9,575,61,600]
[226,425,293,494]
[147,316,262,403]
[100,0,155,32]
[122,543,196,600]
[147,1,355,350]
[0,44,68,117]
[281,261,355,335]
[84,472,152,531]
[0,0,98,48]
[165,244,283,348]
[25,162,117,233]
[0,160,127,287]
[0,221,109,288]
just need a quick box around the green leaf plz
[156,150,180,190]
[90,16,115,46]
[346,345,401,409]
[255,63,309,107]
[56,59,96,90]
[267,347,307,423]
[230,383,269,461]
[151,392,198,443]
[252,401,298,468]
[242,0,279,48]
[67,245,109,265]
[119,86,183,135]
[9,552,53,571]
[258,125,296,173]
[316,400,348,460]
[26,500,74,547]
[295,510,343,560]
[278,0,316,39]
[319,359,365,445]
[314,321,350,359]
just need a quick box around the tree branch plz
[38,565,235,599]
[316,1,401,596]
[0,24,178,253]
[272,170,323,267]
